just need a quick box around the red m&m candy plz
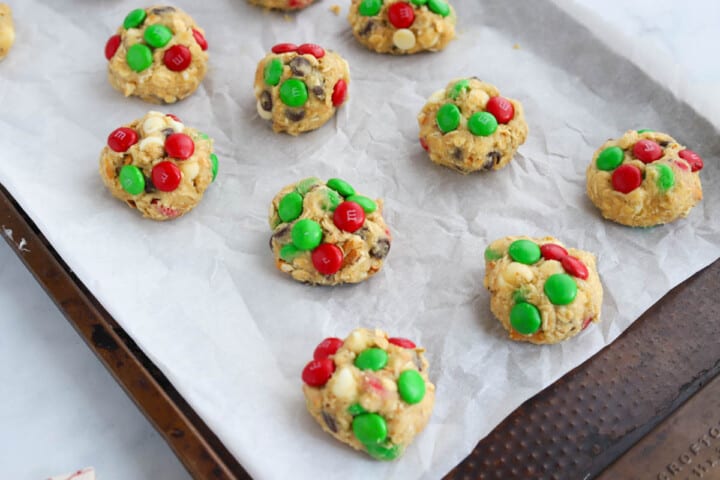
[333,201,366,233]
[271,43,298,54]
[163,45,192,71]
[561,255,589,280]
[332,79,347,107]
[486,96,514,124]
[313,337,343,360]
[311,243,344,275]
[105,35,122,60]
[582,317,593,330]
[165,113,182,123]
[151,161,182,192]
[388,3,415,29]
[611,164,642,194]
[296,43,325,59]
[540,243,568,261]
[388,337,416,349]
[419,137,429,152]
[302,358,335,387]
[632,140,663,163]
[107,127,139,153]
[165,133,195,159]
[678,149,704,172]
[192,29,208,51]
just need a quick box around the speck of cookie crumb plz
[330,4,341,15]
[513,43,520,50]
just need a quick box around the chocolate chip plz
[271,225,290,244]
[285,109,306,122]
[312,85,325,100]
[414,353,424,372]
[359,21,375,37]
[321,411,338,433]
[659,141,669,147]
[452,147,464,162]
[126,200,137,209]
[260,91,273,112]
[150,6,176,14]
[486,151,501,169]
[355,227,369,240]
[289,56,312,77]
[259,91,274,112]
[162,128,174,137]
[144,177,156,193]
[370,238,391,259]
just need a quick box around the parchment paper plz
[1,1,718,478]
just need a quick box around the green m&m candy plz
[352,413,388,445]
[359,0,382,16]
[348,403,367,416]
[512,288,527,304]
[637,129,654,134]
[123,8,147,29]
[544,273,577,305]
[468,111,498,137]
[126,44,153,72]
[264,58,283,86]
[508,239,541,265]
[278,192,304,222]
[436,103,461,133]
[449,79,470,99]
[365,442,401,461]
[144,24,173,48]
[119,165,145,195]
[510,302,541,335]
[484,247,503,261]
[428,0,450,16]
[280,243,302,261]
[280,78,308,107]
[410,0,428,5]
[654,163,675,192]
[397,370,426,404]
[210,153,218,181]
[296,177,321,195]
[346,194,377,214]
[327,178,355,197]
[354,348,388,371]
[596,146,624,171]
[291,218,322,250]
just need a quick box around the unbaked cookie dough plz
[105,6,209,104]
[99,111,218,221]
[0,3,14,60]
[302,328,435,460]
[254,43,349,135]
[347,0,455,54]
[269,177,390,285]
[418,78,528,174]
[586,130,704,227]
[247,0,316,10]
[484,236,603,345]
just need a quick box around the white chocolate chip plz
[167,118,184,132]
[344,330,367,352]
[138,135,165,151]
[539,259,563,277]
[180,160,200,180]
[503,262,535,285]
[429,89,446,103]
[257,100,273,120]
[142,116,167,134]
[392,29,416,51]
[331,367,357,401]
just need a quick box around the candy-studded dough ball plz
[99,111,219,221]
[0,3,15,60]
[269,177,390,285]
[586,130,704,227]
[484,236,603,345]
[105,6,209,104]
[254,43,349,135]
[302,328,435,460]
[348,0,455,54]
[418,78,528,174]
[247,0,316,10]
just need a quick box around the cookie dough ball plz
[269,177,390,285]
[418,78,528,174]
[302,328,435,460]
[99,111,219,221]
[0,3,15,60]
[104,6,209,104]
[348,0,455,54]
[254,43,349,135]
[586,130,704,227]
[484,236,603,345]
[246,0,316,10]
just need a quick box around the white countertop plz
[1,1,717,478]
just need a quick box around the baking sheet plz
[1,1,719,479]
